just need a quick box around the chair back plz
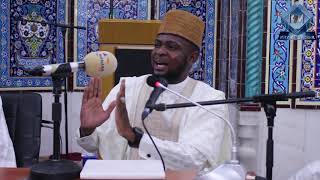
[1,93,42,167]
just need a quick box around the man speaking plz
[77,9,231,175]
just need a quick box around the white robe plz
[0,96,16,167]
[288,161,320,180]
[77,75,231,174]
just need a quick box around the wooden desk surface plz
[0,168,197,180]
[0,168,30,180]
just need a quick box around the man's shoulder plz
[192,79,225,99]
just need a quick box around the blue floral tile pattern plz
[297,0,320,102]
[0,0,66,89]
[268,0,290,94]
[268,0,320,103]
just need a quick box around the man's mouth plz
[154,61,168,69]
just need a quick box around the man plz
[0,96,16,167]
[77,9,230,174]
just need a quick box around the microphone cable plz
[141,117,166,171]
[141,75,168,171]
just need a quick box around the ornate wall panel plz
[245,0,264,97]
[296,0,320,105]
[316,1,320,93]
[159,0,216,86]
[267,0,320,106]
[267,0,291,95]
[0,0,66,90]
[74,0,149,88]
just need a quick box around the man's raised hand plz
[80,77,116,136]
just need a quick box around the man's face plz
[151,34,197,84]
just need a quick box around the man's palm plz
[80,77,116,129]
[81,98,113,128]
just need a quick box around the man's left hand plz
[115,79,135,142]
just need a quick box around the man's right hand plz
[80,77,116,136]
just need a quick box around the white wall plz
[39,92,320,180]
[238,108,320,180]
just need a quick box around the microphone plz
[25,51,117,77]
[153,81,246,180]
[141,75,168,120]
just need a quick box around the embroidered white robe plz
[77,75,231,174]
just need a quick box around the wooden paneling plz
[99,19,161,45]
[98,20,161,99]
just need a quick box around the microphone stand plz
[30,72,81,180]
[57,22,84,159]
[18,19,86,180]
[148,91,315,180]
[109,0,114,19]
[262,101,275,180]
[18,18,85,158]
[151,0,156,20]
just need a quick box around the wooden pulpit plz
[98,19,161,99]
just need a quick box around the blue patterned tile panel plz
[0,0,66,89]
[298,1,320,102]
[268,1,291,94]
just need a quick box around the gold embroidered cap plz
[157,9,205,49]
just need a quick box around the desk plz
[0,168,197,180]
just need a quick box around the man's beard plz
[153,59,190,84]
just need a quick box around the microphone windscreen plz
[146,75,168,87]
[84,51,118,77]
[146,75,159,87]
[160,78,168,87]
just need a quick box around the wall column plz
[245,0,264,96]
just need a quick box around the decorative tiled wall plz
[1,1,216,90]
[296,0,320,105]
[267,0,291,95]
[267,0,320,106]
[0,0,66,90]
[74,0,148,88]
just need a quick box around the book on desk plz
[80,160,165,179]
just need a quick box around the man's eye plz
[168,44,178,50]
[154,42,161,48]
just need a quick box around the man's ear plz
[189,50,199,64]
